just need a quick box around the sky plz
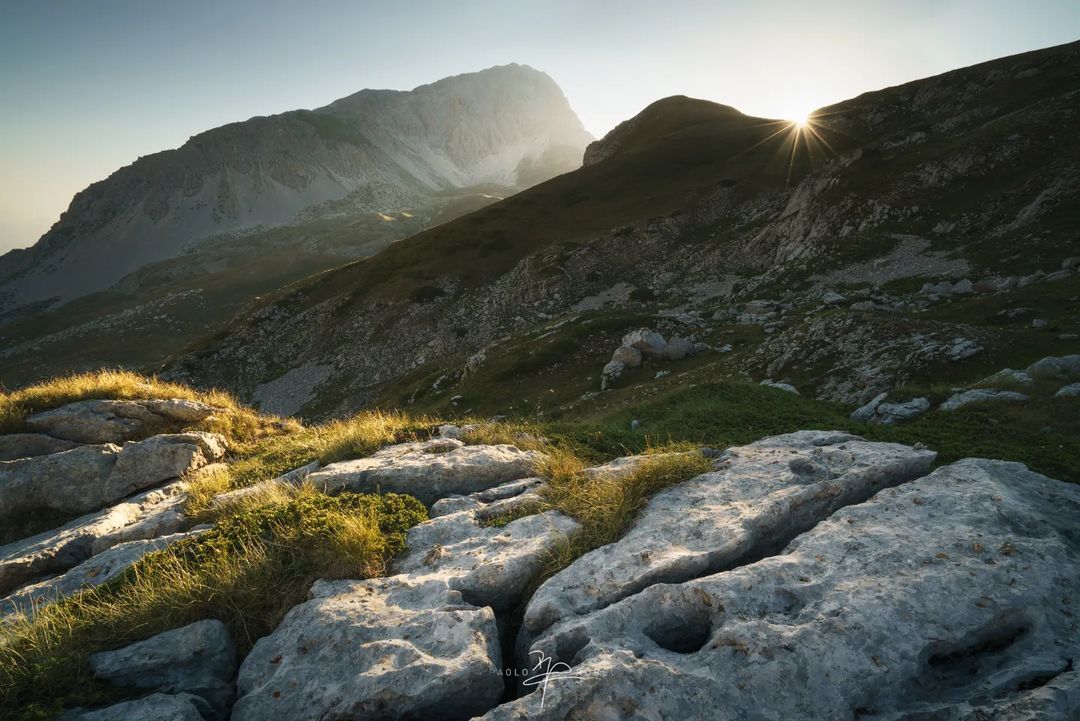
[1,1,1079,253]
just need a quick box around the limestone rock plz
[0,433,78,461]
[622,329,668,358]
[208,461,319,511]
[232,576,503,721]
[0,432,224,517]
[1056,382,1080,397]
[940,388,1029,411]
[0,479,188,596]
[305,438,543,506]
[497,458,1080,721]
[59,693,212,721]
[2,531,196,618]
[663,336,694,361]
[90,619,236,716]
[610,345,642,367]
[759,378,799,394]
[851,393,930,424]
[25,399,218,444]
[394,503,577,611]
[523,431,935,637]
[1025,354,1080,381]
[429,476,545,518]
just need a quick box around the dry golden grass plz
[0,369,295,445]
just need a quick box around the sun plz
[790,110,812,129]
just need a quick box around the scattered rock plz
[0,433,78,462]
[523,431,934,638]
[850,393,930,423]
[759,379,799,394]
[663,336,694,361]
[1025,354,1080,382]
[951,278,973,294]
[980,368,1035,387]
[610,345,642,367]
[600,360,625,389]
[821,290,846,305]
[90,619,236,717]
[505,459,1080,721]
[622,329,668,358]
[232,577,503,721]
[304,438,543,506]
[940,389,1030,411]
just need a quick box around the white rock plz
[1056,383,1080,397]
[25,399,218,444]
[759,379,799,394]
[89,619,236,716]
[523,431,934,637]
[621,329,667,358]
[663,336,694,361]
[1025,354,1080,381]
[232,576,503,721]
[980,368,1035,387]
[59,692,212,721]
[497,458,1080,721]
[305,438,543,506]
[940,389,1029,411]
[610,345,642,367]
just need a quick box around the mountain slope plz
[165,40,1080,421]
[0,64,591,314]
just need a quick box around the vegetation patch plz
[0,487,426,719]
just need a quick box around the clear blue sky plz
[1,0,1078,252]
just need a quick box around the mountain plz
[0,64,591,384]
[166,41,1079,419]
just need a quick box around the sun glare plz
[791,110,812,129]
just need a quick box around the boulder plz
[232,577,503,721]
[940,389,1029,411]
[1056,383,1080,398]
[0,433,78,461]
[622,329,668,358]
[59,693,212,721]
[25,399,218,444]
[600,360,625,390]
[305,438,543,506]
[90,619,236,717]
[852,394,930,424]
[663,336,694,361]
[1025,354,1080,381]
[2,531,196,618]
[0,479,188,596]
[610,345,642,367]
[821,290,846,305]
[0,432,225,517]
[759,379,799,394]
[523,431,935,637]
[951,278,974,294]
[495,458,1080,721]
[1063,256,1080,271]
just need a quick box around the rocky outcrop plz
[940,388,1029,411]
[523,431,934,637]
[496,457,1080,721]
[0,433,77,461]
[304,438,544,506]
[232,577,504,721]
[850,392,931,423]
[60,693,213,721]
[25,399,219,444]
[0,432,226,516]
[89,619,236,718]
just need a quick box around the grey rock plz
[25,399,218,444]
[59,693,212,721]
[980,368,1035,387]
[944,337,983,361]
[850,391,889,422]
[1056,383,1080,398]
[1044,269,1072,282]
[951,278,974,294]
[622,329,667,358]
[663,336,694,361]
[90,619,236,716]
[496,458,1080,721]
[1031,318,1048,328]
[821,290,846,305]
[233,576,503,721]
[305,438,543,506]
[1063,256,1080,271]
[973,275,1017,293]
[759,379,799,394]
[523,431,935,637]
[1017,271,1044,288]
[0,433,78,461]
[393,503,578,611]
[208,461,319,511]
[0,479,188,596]
[877,397,931,424]
[600,360,625,389]
[0,432,225,517]
[940,389,1030,411]
[2,531,196,618]
[1025,354,1080,381]
[610,345,642,367]
[429,476,545,518]
[850,300,876,311]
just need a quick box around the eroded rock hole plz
[916,609,1034,699]
[643,594,713,654]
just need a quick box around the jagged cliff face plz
[0,64,591,313]
[166,41,1080,418]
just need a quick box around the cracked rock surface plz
[487,458,1080,721]
[524,430,935,637]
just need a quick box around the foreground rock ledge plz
[488,458,1080,721]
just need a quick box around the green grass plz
[0,488,426,719]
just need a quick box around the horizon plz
[2,0,1079,253]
